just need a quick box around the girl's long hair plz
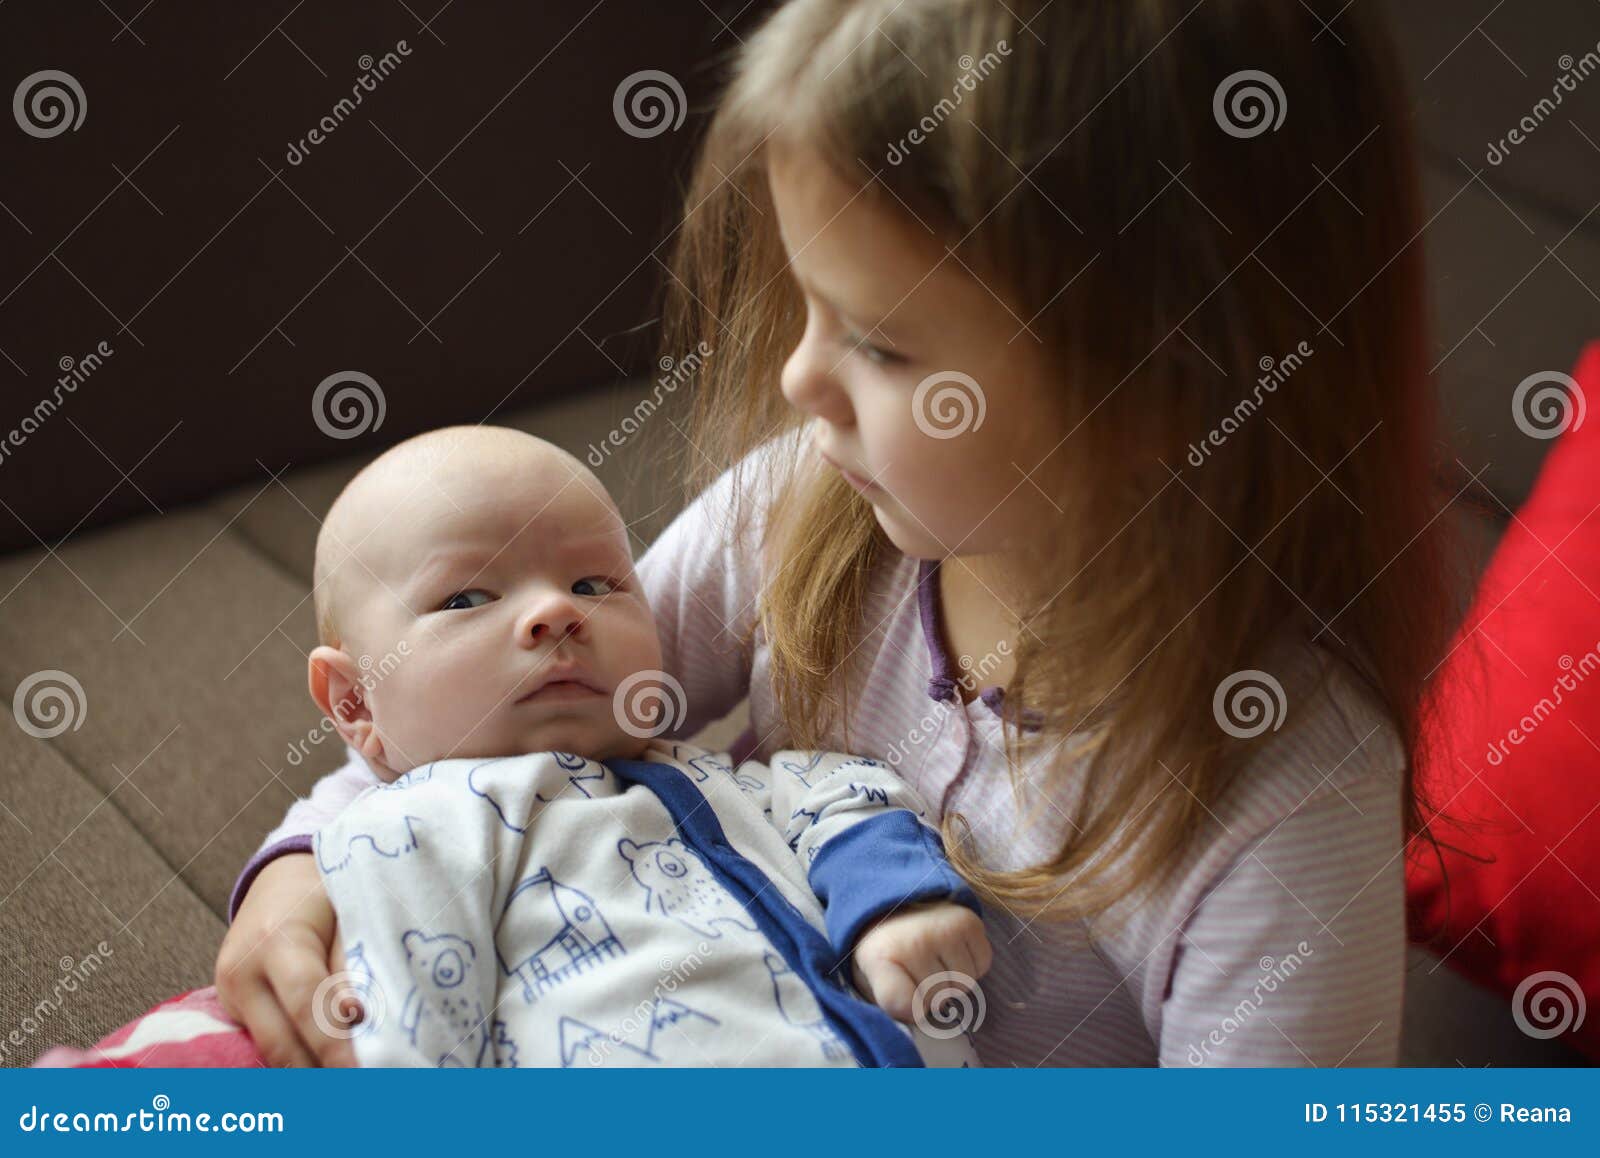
[661,0,1468,918]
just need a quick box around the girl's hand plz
[851,903,993,1025]
[213,853,356,1067]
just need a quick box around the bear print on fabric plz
[617,837,758,940]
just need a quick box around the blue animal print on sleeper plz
[618,837,758,940]
[776,751,826,787]
[764,952,850,1063]
[398,930,517,1067]
[315,814,421,873]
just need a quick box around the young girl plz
[217,0,1458,1067]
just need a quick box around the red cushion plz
[1408,340,1600,1060]
[31,986,266,1068]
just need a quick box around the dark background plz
[0,1,764,552]
[1,2,1597,552]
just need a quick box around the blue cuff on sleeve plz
[807,810,982,953]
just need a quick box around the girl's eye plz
[572,576,618,598]
[841,331,906,367]
[439,589,494,611]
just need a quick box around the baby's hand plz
[851,903,992,1025]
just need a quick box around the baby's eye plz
[571,576,617,598]
[439,589,494,611]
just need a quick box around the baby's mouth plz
[516,680,603,704]
[514,669,605,704]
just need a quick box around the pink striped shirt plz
[235,446,1407,1067]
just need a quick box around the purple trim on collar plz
[916,558,957,702]
[915,556,1043,732]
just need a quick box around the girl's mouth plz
[817,447,879,493]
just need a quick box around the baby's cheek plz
[621,612,664,675]
[376,658,469,743]
[369,673,430,746]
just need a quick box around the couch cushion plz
[0,736,225,1067]
[0,502,334,919]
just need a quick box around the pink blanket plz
[31,986,268,1068]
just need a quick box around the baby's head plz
[308,425,664,778]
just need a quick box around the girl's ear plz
[309,645,389,769]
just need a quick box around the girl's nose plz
[515,591,583,647]
[780,322,854,429]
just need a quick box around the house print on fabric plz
[496,868,625,1004]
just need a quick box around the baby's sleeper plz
[317,743,980,1067]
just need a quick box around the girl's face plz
[768,145,1062,562]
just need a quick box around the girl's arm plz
[1156,769,1405,1067]
[227,745,379,921]
[634,446,771,740]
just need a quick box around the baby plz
[302,425,990,1067]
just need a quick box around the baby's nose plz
[517,597,582,645]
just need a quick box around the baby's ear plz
[309,646,379,756]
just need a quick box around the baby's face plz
[328,445,662,773]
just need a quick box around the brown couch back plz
[0,2,769,552]
[3,0,1597,554]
